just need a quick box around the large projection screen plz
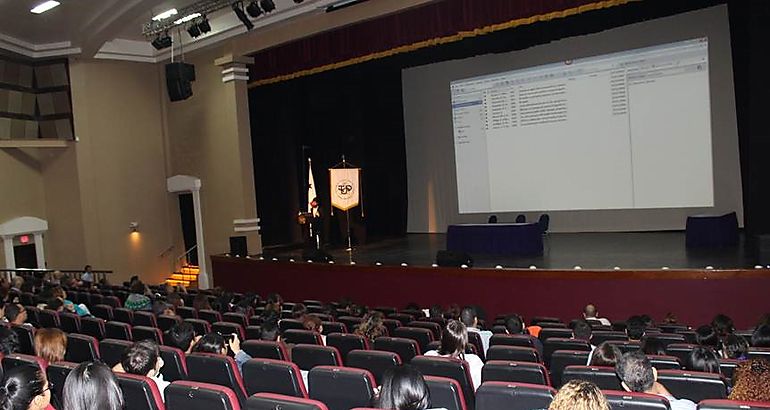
[403,5,743,233]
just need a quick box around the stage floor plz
[264,231,758,270]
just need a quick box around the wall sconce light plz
[129,222,139,232]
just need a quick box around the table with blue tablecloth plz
[447,223,544,256]
[685,212,739,248]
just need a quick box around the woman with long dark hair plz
[376,365,430,410]
[62,362,123,410]
[0,365,51,410]
[424,320,483,390]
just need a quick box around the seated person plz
[641,339,667,356]
[573,320,597,363]
[722,334,749,360]
[355,311,387,344]
[124,281,152,311]
[711,314,735,340]
[0,365,52,410]
[0,327,20,355]
[191,332,252,373]
[424,320,483,391]
[63,361,123,410]
[589,342,621,367]
[625,316,646,342]
[751,324,770,348]
[616,351,695,410]
[376,365,431,410]
[504,314,544,356]
[34,328,67,364]
[729,359,770,402]
[686,347,721,374]
[695,325,720,348]
[460,306,492,355]
[5,304,31,327]
[549,379,610,410]
[291,303,308,319]
[583,304,612,327]
[165,322,199,354]
[114,340,169,399]
[302,314,325,345]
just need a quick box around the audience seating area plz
[2,277,769,410]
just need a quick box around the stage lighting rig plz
[232,2,254,30]
[151,32,173,50]
[245,1,262,17]
[260,0,276,13]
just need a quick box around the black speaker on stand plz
[436,250,473,267]
[229,236,247,257]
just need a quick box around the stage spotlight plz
[232,2,254,30]
[198,15,211,34]
[431,263,438,267]
[259,0,276,13]
[187,23,201,38]
[246,1,262,17]
[151,32,172,50]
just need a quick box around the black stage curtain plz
[250,0,770,247]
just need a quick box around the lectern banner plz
[330,168,360,211]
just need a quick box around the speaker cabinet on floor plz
[229,236,247,257]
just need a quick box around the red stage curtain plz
[248,0,634,86]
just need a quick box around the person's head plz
[589,342,622,367]
[625,316,645,341]
[428,305,443,319]
[573,320,592,341]
[303,314,323,333]
[663,312,678,324]
[292,303,308,319]
[583,304,599,319]
[722,334,750,359]
[640,315,654,328]
[548,380,610,410]
[696,324,720,347]
[63,362,123,410]
[616,351,656,393]
[47,298,64,312]
[752,324,770,348]
[310,197,318,208]
[711,314,734,338]
[260,316,280,342]
[729,359,770,402]
[192,332,227,355]
[641,338,667,356]
[152,301,174,317]
[377,365,430,410]
[459,307,478,328]
[129,281,145,295]
[84,265,92,273]
[356,311,386,342]
[687,346,720,374]
[265,293,283,310]
[0,365,50,410]
[438,320,468,358]
[50,287,65,300]
[121,340,163,378]
[487,215,498,224]
[192,293,211,311]
[166,292,183,308]
[0,328,20,355]
[5,304,26,325]
[34,328,67,364]
[504,314,524,334]
[166,322,197,353]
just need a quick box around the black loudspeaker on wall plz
[166,62,196,102]
[436,250,473,267]
[229,236,247,257]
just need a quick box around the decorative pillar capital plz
[215,54,254,83]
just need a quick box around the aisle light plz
[614,266,621,270]
[495,265,504,269]
[431,263,438,267]
[705,266,714,270]
[529,265,537,270]
[573,266,582,270]
[375,262,382,266]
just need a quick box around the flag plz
[307,158,317,213]
[329,167,360,211]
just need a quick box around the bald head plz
[583,304,598,318]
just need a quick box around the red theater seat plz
[10,325,35,355]
[133,326,163,344]
[278,319,305,333]
[424,375,468,410]
[134,311,158,328]
[166,381,240,410]
[47,361,77,408]
[113,308,134,325]
[115,373,165,410]
[490,334,539,349]
[59,312,82,333]
[2,353,47,372]
[307,366,375,410]
[38,309,60,328]
[591,331,629,345]
[198,309,223,324]
[184,319,211,336]
[212,322,246,341]
[99,339,133,367]
[241,358,307,398]
[542,338,591,367]
[283,330,323,345]
[159,346,188,382]
[91,304,114,321]
[482,361,550,386]
[392,327,434,353]
[475,381,557,410]
[81,316,106,340]
[157,314,181,332]
[647,354,682,370]
[247,393,328,410]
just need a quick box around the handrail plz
[177,245,198,263]
[0,269,113,274]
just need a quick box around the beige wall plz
[164,48,262,273]
[62,58,174,284]
[0,150,46,267]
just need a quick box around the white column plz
[192,189,209,289]
[2,236,15,269]
[33,233,45,269]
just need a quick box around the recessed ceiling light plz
[152,8,178,21]
[174,12,201,25]
[30,0,60,14]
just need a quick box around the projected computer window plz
[450,38,713,214]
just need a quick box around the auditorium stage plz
[262,231,758,270]
[212,232,769,330]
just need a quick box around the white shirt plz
[467,327,493,356]
[424,350,483,391]
[586,316,612,326]
[658,394,696,410]
[151,373,170,402]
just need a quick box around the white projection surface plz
[450,38,713,214]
